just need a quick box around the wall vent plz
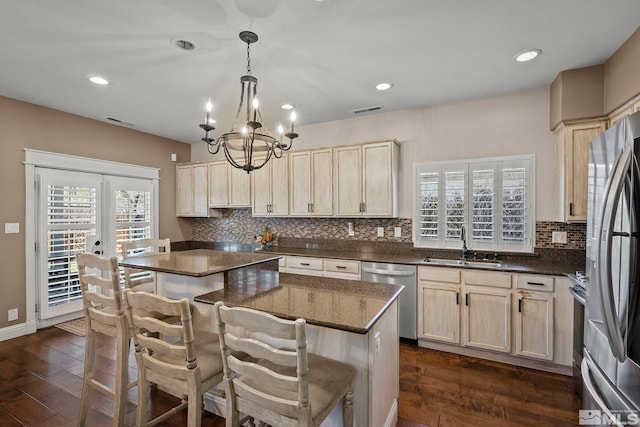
[352,105,383,115]
[106,117,136,127]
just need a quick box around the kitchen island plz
[121,249,403,427]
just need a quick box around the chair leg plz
[187,383,202,427]
[342,389,353,427]
[78,327,96,426]
[137,374,151,427]
[112,331,130,427]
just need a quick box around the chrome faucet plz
[460,225,469,261]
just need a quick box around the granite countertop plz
[259,246,584,276]
[119,249,282,277]
[194,270,404,334]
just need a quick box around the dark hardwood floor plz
[0,327,580,426]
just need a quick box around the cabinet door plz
[228,165,251,207]
[289,151,312,216]
[563,122,606,222]
[418,284,460,344]
[363,142,395,216]
[311,149,333,216]
[463,288,511,353]
[270,155,289,215]
[515,293,554,360]
[176,165,193,216]
[252,160,272,216]
[334,145,362,216]
[208,161,228,207]
[192,163,209,216]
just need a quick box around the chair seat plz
[241,353,356,423]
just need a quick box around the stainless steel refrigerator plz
[582,111,640,426]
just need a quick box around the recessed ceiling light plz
[514,49,542,63]
[88,75,110,85]
[376,82,393,91]
[281,104,294,110]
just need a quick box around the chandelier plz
[199,31,299,173]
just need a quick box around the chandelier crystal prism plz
[199,31,298,173]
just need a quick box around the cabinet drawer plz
[465,270,512,289]
[323,271,361,281]
[418,267,461,284]
[324,259,360,274]
[516,274,554,292]
[285,256,323,271]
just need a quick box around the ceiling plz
[2,0,640,144]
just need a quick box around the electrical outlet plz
[552,231,567,244]
[394,226,402,237]
[348,222,355,236]
[5,223,19,234]
[377,227,384,237]
[8,308,18,322]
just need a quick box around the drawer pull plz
[456,292,459,305]
[336,265,347,269]
[300,263,310,266]
[465,294,469,306]
[518,299,522,313]
[527,281,546,286]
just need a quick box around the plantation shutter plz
[415,165,440,245]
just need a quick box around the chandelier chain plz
[246,41,251,75]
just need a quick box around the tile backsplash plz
[191,209,586,250]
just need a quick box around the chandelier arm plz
[223,143,244,170]
[207,140,222,155]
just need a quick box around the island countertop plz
[119,249,282,277]
[194,270,404,334]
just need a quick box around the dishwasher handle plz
[362,267,416,277]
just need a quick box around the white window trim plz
[412,154,535,253]
[24,149,160,332]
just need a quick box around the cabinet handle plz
[300,263,310,267]
[527,282,546,287]
[518,299,523,313]
[465,294,469,306]
[569,202,574,216]
[336,265,347,269]
[456,292,459,305]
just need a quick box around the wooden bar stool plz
[122,238,171,293]
[213,302,356,427]
[76,253,133,427]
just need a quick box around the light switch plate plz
[5,223,19,234]
[377,227,384,237]
[552,231,567,244]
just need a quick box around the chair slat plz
[224,334,297,367]
[228,356,298,392]
[132,314,184,338]
[218,305,296,340]
[233,379,299,418]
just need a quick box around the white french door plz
[36,169,156,320]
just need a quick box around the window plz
[413,155,534,253]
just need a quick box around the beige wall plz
[0,96,191,329]
[193,87,556,221]
[605,25,640,113]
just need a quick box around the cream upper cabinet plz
[334,140,399,217]
[176,163,209,217]
[514,292,554,361]
[555,120,607,222]
[251,154,289,216]
[289,149,333,216]
[208,161,251,208]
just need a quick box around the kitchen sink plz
[423,258,502,268]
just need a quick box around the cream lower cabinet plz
[280,256,361,280]
[418,266,571,371]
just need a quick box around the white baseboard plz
[0,320,37,341]
[37,311,84,329]
[384,399,398,427]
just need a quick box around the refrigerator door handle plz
[582,355,625,427]
[598,145,633,362]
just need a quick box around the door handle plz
[456,292,459,305]
[465,294,469,306]
[518,299,522,313]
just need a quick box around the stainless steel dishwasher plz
[361,262,417,340]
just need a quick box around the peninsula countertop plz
[194,270,404,334]
[119,249,282,277]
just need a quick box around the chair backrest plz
[123,290,199,380]
[76,253,124,330]
[213,302,310,422]
[122,238,171,290]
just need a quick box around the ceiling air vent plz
[106,117,136,127]
[352,105,383,115]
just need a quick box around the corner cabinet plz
[289,149,333,216]
[208,161,251,208]
[418,266,572,373]
[251,154,289,216]
[555,120,607,222]
[176,163,210,217]
[334,140,399,217]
